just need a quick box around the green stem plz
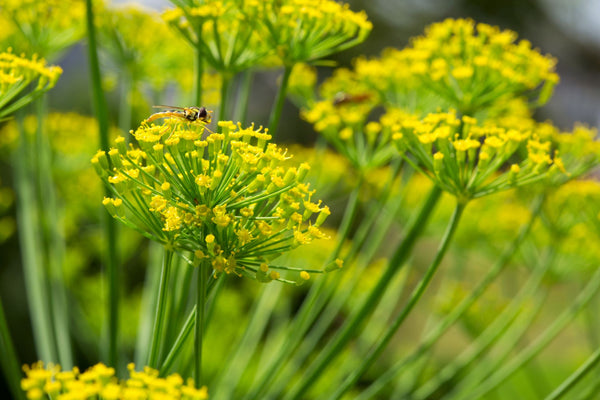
[118,72,133,140]
[284,185,443,400]
[356,194,545,399]
[85,0,119,368]
[462,265,600,400]
[234,69,253,124]
[330,200,466,400]
[148,249,174,369]
[14,112,56,363]
[0,295,25,400]
[195,47,203,106]
[134,242,163,367]
[34,96,73,369]
[159,305,195,376]
[267,64,292,138]
[194,262,208,387]
[218,73,232,124]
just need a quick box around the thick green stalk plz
[267,64,292,137]
[85,0,119,368]
[194,262,208,387]
[148,250,174,368]
[329,201,466,400]
[195,48,203,106]
[118,72,133,140]
[356,194,545,399]
[234,69,253,124]
[218,74,232,124]
[134,242,163,367]
[0,296,25,400]
[462,265,600,400]
[14,113,56,363]
[34,97,73,369]
[284,185,443,400]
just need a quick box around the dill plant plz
[1,2,600,400]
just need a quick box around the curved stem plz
[330,200,466,400]
[267,64,292,138]
[194,261,208,387]
[284,185,443,400]
[148,249,174,368]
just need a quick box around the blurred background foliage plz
[2,0,600,399]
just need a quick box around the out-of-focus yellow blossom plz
[21,362,208,400]
[249,0,372,66]
[392,110,600,201]
[98,5,220,96]
[530,179,600,279]
[385,19,558,114]
[164,0,371,72]
[302,98,399,172]
[328,19,557,116]
[1,0,84,58]
[0,50,62,120]
[163,0,271,73]
[93,118,330,283]
[287,63,318,107]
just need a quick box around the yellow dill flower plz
[94,118,331,283]
[1,0,84,58]
[332,19,558,116]
[97,5,221,99]
[287,63,318,107]
[0,50,62,120]
[163,0,271,73]
[252,0,372,65]
[392,111,594,201]
[21,362,208,400]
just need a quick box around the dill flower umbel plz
[328,19,558,116]
[0,50,62,120]
[251,0,372,66]
[391,111,599,201]
[21,362,208,400]
[1,0,84,58]
[93,118,330,283]
[163,0,270,73]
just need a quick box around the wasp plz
[332,92,371,107]
[144,105,212,124]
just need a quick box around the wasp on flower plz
[143,105,212,124]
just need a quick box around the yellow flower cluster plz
[21,362,208,400]
[93,118,330,283]
[0,50,62,119]
[252,0,372,65]
[98,6,218,94]
[313,19,558,116]
[163,0,371,71]
[391,110,597,201]
[163,0,270,73]
[302,101,404,171]
[0,0,84,58]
